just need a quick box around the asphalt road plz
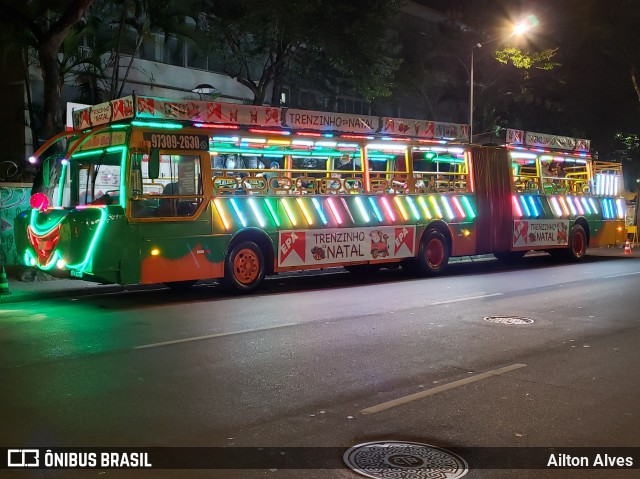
[1,253,640,479]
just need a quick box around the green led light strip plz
[132,120,183,129]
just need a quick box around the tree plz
[201,0,402,106]
[0,0,96,193]
[106,0,200,100]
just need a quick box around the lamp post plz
[469,43,481,143]
[468,18,537,144]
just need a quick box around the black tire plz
[220,241,266,293]
[550,224,587,262]
[566,224,587,261]
[494,251,526,263]
[344,264,381,275]
[164,280,197,290]
[416,230,450,276]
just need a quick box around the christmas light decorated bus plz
[16,95,625,292]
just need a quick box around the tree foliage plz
[200,0,402,105]
[0,0,96,193]
[495,47,559,73]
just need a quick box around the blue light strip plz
[519,196,531,217]
[527,196,539,217]
[355,197,370,223]
[461,196,476,219]
[368,197,384,222]
[406,197,421,221]
[311,198,328,225]
[229,198,248,227]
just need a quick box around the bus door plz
[127,147,212,284]
[470,146,512,254]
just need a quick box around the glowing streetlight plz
[469,16,538,143]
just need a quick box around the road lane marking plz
[134,322,299,350]
[360,363,527,415]
[604,271,640,279]
[427,293,503,305]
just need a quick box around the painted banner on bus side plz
[512,219,570,247]
[506,128,591,152]
[278,226,416,267]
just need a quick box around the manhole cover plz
[344,441,468,479]
[484,316,534,325]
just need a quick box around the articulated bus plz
[17,95,625,292]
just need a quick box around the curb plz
[0,284,126,304]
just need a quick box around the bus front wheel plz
[416,230,450,276]
[221,241,266,293]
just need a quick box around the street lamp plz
[192,83,217,100]
[469,18,537,143]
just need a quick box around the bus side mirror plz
[149,148,160,180]
[43,157,50,188]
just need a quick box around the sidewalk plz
[1,245,638,304]
[0,266,127,304]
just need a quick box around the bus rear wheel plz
[416,230,450,276]
[566,224,587,261]
[221,241,265,293]
[550,224,587,261]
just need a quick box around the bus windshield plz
[59,149,125,208]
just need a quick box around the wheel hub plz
[234,249,259,284]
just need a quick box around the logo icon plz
[8,449,40,467]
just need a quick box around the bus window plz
[130,153,203,218]
[64,150,123,207]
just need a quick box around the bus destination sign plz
[143,132,209,150]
